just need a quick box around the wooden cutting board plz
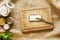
[20,0,53,32]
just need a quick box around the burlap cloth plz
[10,0,60,40]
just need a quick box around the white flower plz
[0,5,10,17]
[3,24,10,30]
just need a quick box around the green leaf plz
[0,33,12,40]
